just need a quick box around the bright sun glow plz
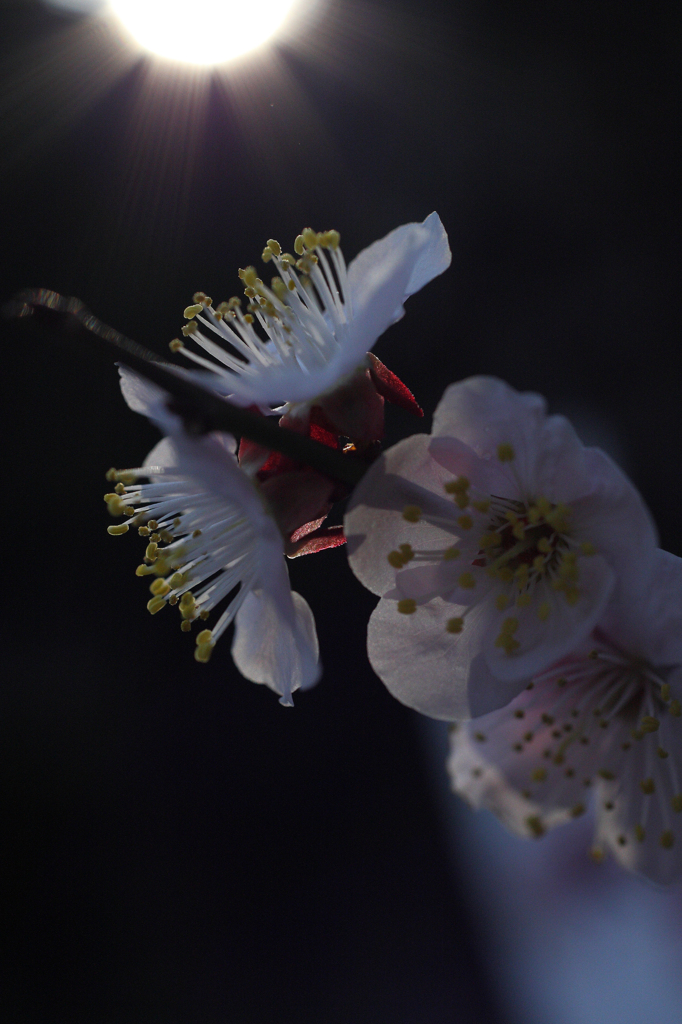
[107,0,303,66]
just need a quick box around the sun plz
[107,0,306,66]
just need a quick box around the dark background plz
[0,1,679,1021]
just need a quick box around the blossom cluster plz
[103,214,681,883]
[104,214,451,705]
[345,376,682,884]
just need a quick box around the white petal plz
[345,433,458,596]
[346,212,451,320]
[599,549,682,667]
[232,573,321,705]
[367,596,525,720]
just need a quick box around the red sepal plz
[286,525,347,558]
[367,352,423,416]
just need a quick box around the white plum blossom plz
[105,369,320,705]
[345,377,658,719]
[448,549,682,884]
[171,214,450,441]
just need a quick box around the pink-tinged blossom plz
[345,377,657,719]
[171,214,450,444]
[448,549,682,884]
[105,369,321,705]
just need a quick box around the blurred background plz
[0,1,680,1021]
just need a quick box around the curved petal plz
[346,212,451,319]
[345,433,458,596]
[367,596,527,720]
[232,575,321,705]
[570,447,658,595]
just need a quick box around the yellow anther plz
[536,495,552,516]
[444,476,469,494]
[397,599,417,614]
[545,504,571,532]
[661,683,671,701]
[104,493,124,515]
[402,505,421,523]
[169,339,183,353]
[470,499,489,513]
[265,238,281,256]
[302,227,318,249]
[180,322,197,337]
[457,515,473,530]
[516,592,531,608]
[114,482,125,495]
[497,443,515,462]
[169,594,179,606]
[531,767,547,782]
[526,816,545,838]
[660,831,675,849]
[497,567,514,583]
[446,617,464,634]
[244,286,256,298]
[180,591,194,606]
[511,523,525,540]
[293,234,305,255]
[149,578,170,596]
[672,796,682,813]
[199,609,210,620]
[537,537,551,554]
[325,229,340,248]
[670,700,681,717]
[442,545,460,560]
[640,716,660,733]
[145,520,157,530]
[580,541,596,555]
[532,555,546,573]
[135,563,156,576]
[107,523,129,536]
[271,277,287,300]
[495,593,509,611]
[453,494,468,509]
[239,266,258,288]
[634,824,646,842]
[480,532,501,549]
[194,643,213,664]
[570,803,585,818]
[261,248,273,262]
[145,542,158,561]
[244,314,254,324]
[159,529,174,544]
[527,506,541,525]
[183,303,203,319]
[196,629,213,645]
[504,510,519,524]
[458,572,475,589]
[388,550,407,569]
[146,595,166,615]
[398,543,414,561]
[180,620,191,632]
[640,778,655,794]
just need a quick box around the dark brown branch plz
[6,288,368,488]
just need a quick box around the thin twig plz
[6,288,368,487]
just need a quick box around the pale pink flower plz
[345,377,657,719]
[105,369,321,705]
[172,214,450,444]
[448,549,682,885]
